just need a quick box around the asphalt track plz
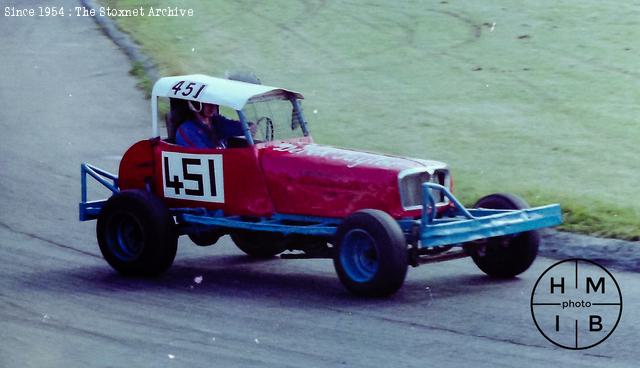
[0,1,638,367]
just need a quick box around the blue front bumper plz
[416,183,563,248]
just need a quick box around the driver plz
[176,101,246,149]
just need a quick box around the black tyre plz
[230,231,286,258]
[97,190,177,276]
[333,209,408,297]
[469,193,539,277]
[188,230,223,247]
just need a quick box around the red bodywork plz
[118,137,448,219]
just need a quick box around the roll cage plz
[150,75,309,145]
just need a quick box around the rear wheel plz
[469,193,539,277]
[97,190,177,276]
[230,231,286,258]
[333,209,408,297]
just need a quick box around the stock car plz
[80,74,562,296]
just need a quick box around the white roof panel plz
[151,74,304,110]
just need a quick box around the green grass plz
[100,0,640,240]
[128,61,153,98]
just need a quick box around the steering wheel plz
[254,116,275,141]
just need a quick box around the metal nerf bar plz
[419,183,562,248]
[179,213,338,237]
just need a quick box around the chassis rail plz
[177,211,341,237]
[79,163,562,249]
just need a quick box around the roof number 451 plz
[171,80,207,99]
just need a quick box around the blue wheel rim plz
[340,229,379,283]
[107,212,144,261]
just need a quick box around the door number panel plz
[162,152,224,203]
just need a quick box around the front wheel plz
[468,193,539,277]
[333,209,408,297]
[97,190,177,276]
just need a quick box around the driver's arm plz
[214,115,244,136]
[214,115,256,136]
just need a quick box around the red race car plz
[80,74,562,296]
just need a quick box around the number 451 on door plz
[161,152,224,203]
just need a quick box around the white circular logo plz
[530,259,622,349]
